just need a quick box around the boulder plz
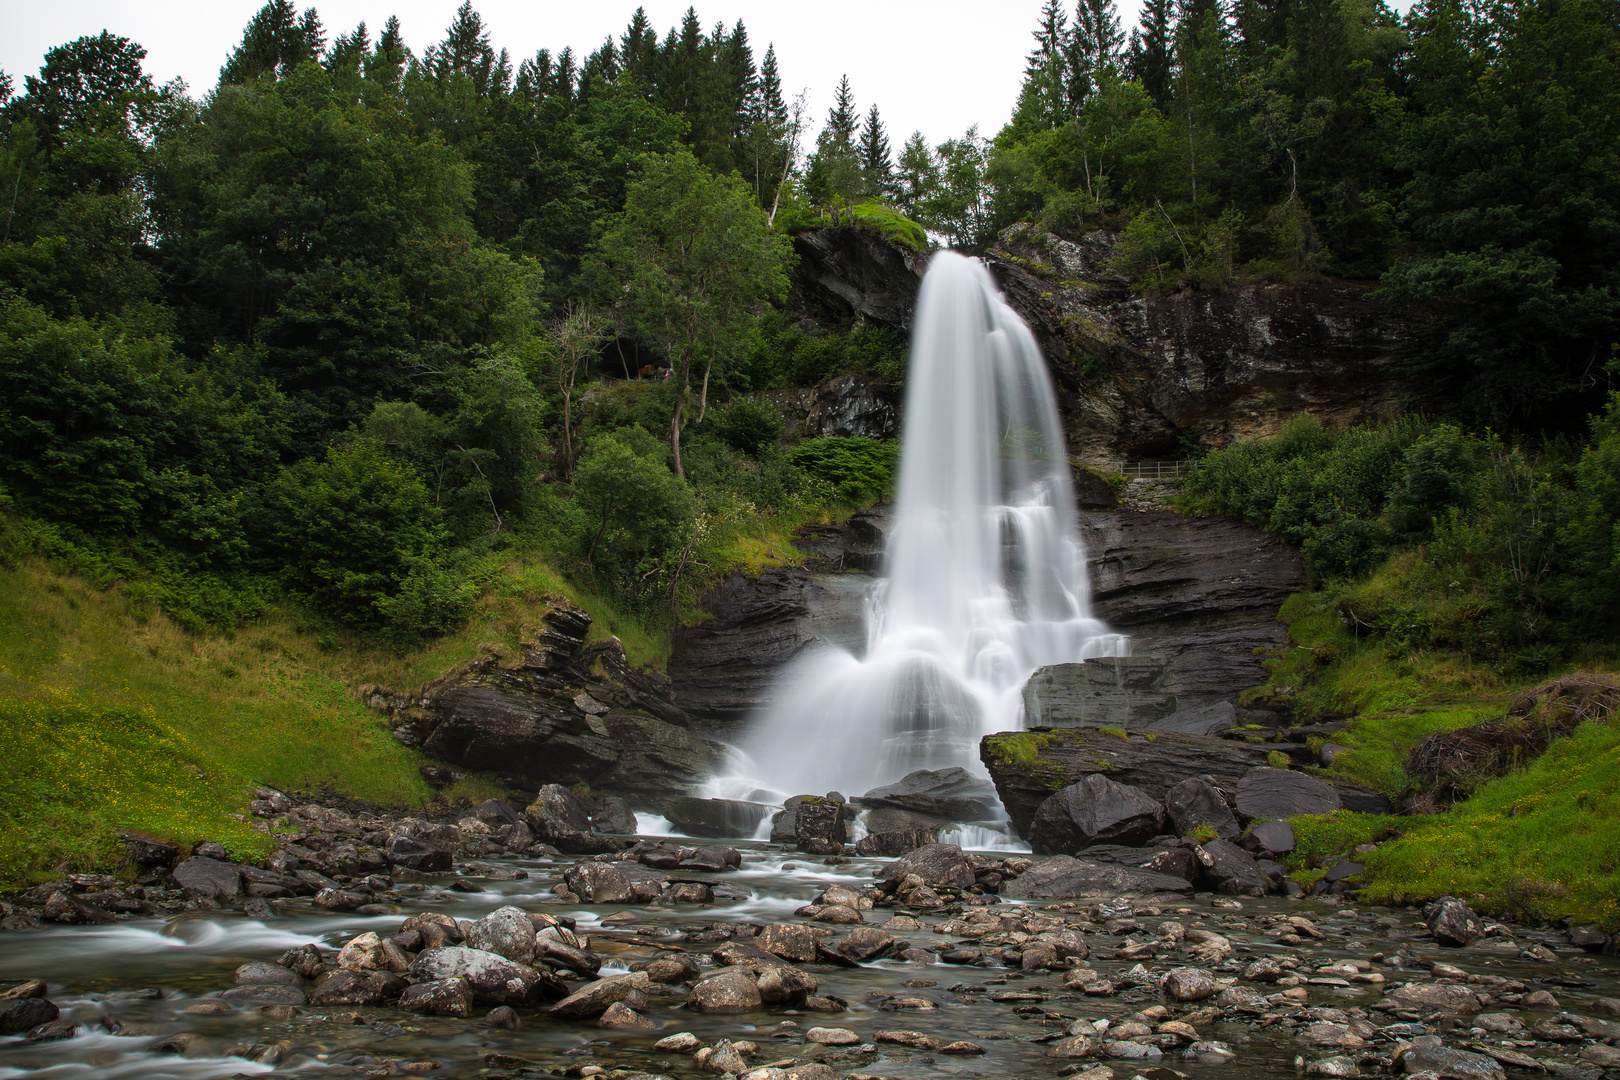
[598,1002,656,1030]
[336,932,410,973]
[859,767,1002,821]
[686,966,763,1014]
[562,862,636,904]
[526,784,598,848]
[712,942,820,1005]
[307,969,399,1005]
[1195,839,1271,896]
[1396,1036,1505,1080]
[549,972,653,1020]
[474,799,523,827]
[1248,818,1296,854]
[879,844,975,890]
[794,796,846,855]
[1384,983,1485,1015]
[535,934,603,976]
[171,857,243,901]
[833,926,898,963]
[664,797,772,839]
[855,829,937,857]
[0,998,58,1035]
[119,831,181,869]
[399,977,474,1018]
[409,946,556,1005]
[1426,896,1486,947]
[384,835,452,872]
[1028,774,1165,854]
[1233,767,1341,821]
[679,845,743,872]
[1163,967,1220,1002]
[590,797,638,835]
[465,906,537,964]
[1001,855,1194,899]
[757,923,824,963]
[1332,780,1393,815]
[234,961,300,987]
[982,728,1271,836]
[1164,776,1239,839]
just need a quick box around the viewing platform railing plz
[1117,459,1203,481]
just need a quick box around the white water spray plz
[719,252,1125,801]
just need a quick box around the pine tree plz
[859,103,893,199]
[656,8,704,116]
[1011,0,1071,132]
[805,75,862,206]
[363,15,407,89]
[619,7,657,86]
[1073,0,1126,78]
[826,75,858,145]
[326,22,369,75]
[517,49,553,100]
[426,2,503,97]
[220,0,323,85]
[1129,0,1176,108]
[894,130,940,217]
[552,46,577,101]
[758,44,787,128]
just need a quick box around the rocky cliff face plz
[786,224,1413,466]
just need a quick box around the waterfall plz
[716,251,1125,801]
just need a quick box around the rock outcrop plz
[385,600,725,800]
[790,227,928,330]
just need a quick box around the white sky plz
[4,0,1119,148]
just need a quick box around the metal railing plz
[1118,459,1203,481]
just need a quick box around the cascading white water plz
[716,251,1125,802]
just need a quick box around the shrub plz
[788,437,898,504]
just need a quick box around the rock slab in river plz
[1028,774,1165,854]
[859,767,1002,821]
[1001,855,1195,898]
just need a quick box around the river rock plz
[1001,855,1195,898]
[234,961,299,987]
[833,926,898,963]
[119,831,181,869]
[758,923,824,963]
[982,728,1271,836]
[1249,818,1296,854]
[794,796,846,854]
[598,1001,656,1030]
[1164,967,1220,1001]
[1029,774,1166,853]
[879,843,975,889]
[665,797,773,839]
[1233,767,1342,820]
[307,969,399,1005]
[1164,776,1240,839]
[171,857,244,901]
[1196,838,1271,895]
[563,862,635,903]
[590,797,638,835]
[409,946,554,1005]
[549,972,653,1019]
[860,767,1002,820]
[466,906,537,964]
[384,835,452,872]
[1426,896,1486,947]
[535,934,603,975]
[678,845,742,871]
[525,784,620,854]
[713,943,819,1004]
[399,977,474,1017]
[806,1026,861,1046]
[40,891,113,924]
[855,829,937,856]
[1397,1036,1505,1079]
[0,998,58,1035]
[1384,982,1485,1015]
[687,966,763,1014]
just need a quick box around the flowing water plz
[4,842,1614,1080]
[717,253,1125,804]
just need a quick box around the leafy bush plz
[715,399,783,456]
[788,436,898,504]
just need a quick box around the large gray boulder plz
[171,857,243,901]
[1001,855,1195,899]
[1233,767,1342,821]
[664,797,772,839]
[408,946,559,1005]
[1164,776,1240,839]
[1148,700,1238,736]
[879,843,975,889]
[794,796,846,855]
[527,785,623,854]
[1426,896,1486,947]
[464,906,536,965]
[860,767,1002,821]
[1195,839,1271,896]
[1029,774,1166,854]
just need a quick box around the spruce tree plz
[619,7,657,86]
[758,44,787,128]
[859,103,893,200]
[1130,0,1176,108]
[1011,0,1070,131]
[363,15,407,89]
[827,75,858,144]
[895,130,940,216]
[220,0,322,85]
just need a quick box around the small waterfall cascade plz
[714,252,1125,803]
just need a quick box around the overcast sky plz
[3,0,1142,148]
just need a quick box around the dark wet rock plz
[794,796,846,855]
[769,808,797,843]
[832,926,899,963]
[1233,767,1342,821]
[678,845,742,872]
[549,972,653,1020]
[757,923,825,963]
[234,961,299,987]
[313,888,369,912]
[1001,855,1195,898]
[384,835,452,872]
[1384,982,1485,1015]
[465,906,536,965]
[1148,847,1203,882]
[1195,838,1271,896]
[590,796,638,835]
[1323,860,1365,883]
[1030,774,1165,854]
[307,969,396,1006]
[664,797,772,839]
[598,1001,657,1030]
[687,966,763,1014]
[562,862,636,903]
[399,977,473,1018]
[1164,967,1220,1001]
[982,727,1271,837]
[1149,700,1238,735]
[855,829,937,856]
[713,943,819,1004]
[40,890,114,924]
[171,857,244,901]
[860,767,1002,821]
[1396,1036,1505,1079]
[220,984,306,1005]
[1570,925,1612,952]
[410,946,558,1005]
[119,831,181,869]
[24,1019,77,1042]
[473,799,523,827]
[0,998,59,1035]
[879,843,976,889]
[1330,779,1393,814]
[1164,776,1240,839]
[1426,896,1486,947]
[535,934,603,976]
[1249,818,1297,854]
[526,784,593,841]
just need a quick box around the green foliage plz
[714,399,783,456]
[848,202,927,251]
[572,428,697,588]
[788,437,899,504]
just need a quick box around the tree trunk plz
[671,391,686,479]
[586,502,613,565]
[697,356,713,425]
[561,389,573,480]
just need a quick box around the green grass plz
[0,546,675,885]
[848,202,928,251]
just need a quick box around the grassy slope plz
[0,547,671,886]
[1253,585,1620,929]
